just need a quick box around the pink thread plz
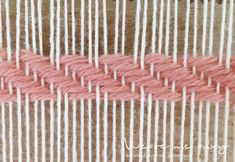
[0,49,233,104]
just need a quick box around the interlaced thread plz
[0,49,231,104]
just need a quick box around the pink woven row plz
[0,49,231,104]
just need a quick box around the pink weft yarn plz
[0,49,230,104]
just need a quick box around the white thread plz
[213,102,219,162]
[153,100,160,162]
[114,0,119,54]
[56,0,61,70]
[80,0,85,55]
[87,81,92,162]
[179,87,186,162]
[128,99,134,162]
[102,0,108,55]
[165,0,171,55]
[133,0,141,64]
[80,98,85,162]
[162,100,167,162]
[112,100,117,162]
[208,0,215,55]
[56,88,62,162]
[146,94,152,162]
[189,92,195,162]
[140,0,148,69]
[64,93,69,162]
[218,0,227,63]
[15,0,21,67]
[41,100,46,162]
[96,85,100,162]
[1,102,6,162]
[204,101,211,161]
[183,0,190,67]
[158,0,164,53]
[88,0,92,63]
[201,0,208,56]
[49,98,54,162]
[0,0,2,47]
[25,94,30,162]
[8,101,13,162]
[71,0,75,54]
[34,100,38,162]
[94,0,99,68]
[50,0,55,64]
[173,0,178,62]
[193,0,198,56]
[138,86,145,162]
[197,101,203,161]
[24,0,29,49]
[30,0,36,53]
[103,93,108,162]
[37,0,43,54]
[151,0,158,54]
[64,0,68,55]
[121,0,126,54]
[5,0,11,62]
[16,88,22,162]
[120,100,125,162]
[72,99,77,162]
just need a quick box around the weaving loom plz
[0,0,234,161]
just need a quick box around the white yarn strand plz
[189,92,195,162]
[34,100,39,162]
[96,85,100,162]
[153,100,160,162]
[146,94,152,162]
[64,94,69,162]
[197,101,203,161]
[24,0,29,49]
[121,0,126,54]
[64,0,68,55]
[103,93,108,162]
[213,101,220,162]
[128,99,134,162]
[1,102,6,162]
[88,0,92,63]
[72,99,77,162]
[138,86,145,162]
[165,0,171,55]
[219,0,227,63]
[50,0,55,64]
[8,101,13,162]
[193,0,198,56]
[120,100,125,162]
[71,0,75,54]
[112,100,117,162]
[114,0,119,54]
[151,0,158,54]
[5,0,11,61]
[41,100,46,162]
[37,0,43,54]
[201,0,208,56]
[204,101,211,161]
[49,97,55,162]
[158,0,164,53]
[80,0,85,55]
[80,98,85,162]
[15,0,21,67]
[94,0,99,68]
[25,94,31,162]
[173,0,178,62]
[56,0,61,70]
[56,88,62,162]
[30,0,36,53]
[17,88,22,162]
[208,0,215,55]
[162,99,167,162]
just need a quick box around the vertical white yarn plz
[162,99,167,162]
[114,0,119,54]
[201,0,208,56]
[112,100,117,162]
[41,100,46,162]
[121,0,126,54]
[158,0,164,53]
[223,1,234,161]
[64,94,69,162]
[208,0,215,55]
[204,101,211,161]
[219,0,227,63]
[30,0,36,53]
[34,100,38,162]
[15,0,21,67]
[197,101,203,161]
[71,0,75,54]
[5,0,11,61]
[25,94,30,162]
[146,94,152,162]
[103,93,108,162]
[56,0,61,70]
[56,88,62,162]
[94,0,99,68]
[120,100,125,162]
[64,0,68,55]
[140,0,148,69]
[1,102,6,162]
[24,0,29,49]
[8,101,13,162]
[72,99,77,162]
[37,0,43,54]
[138,86,145,162]
[153,100,160,162]
[17,88,22,162]
[102,0,108,55]
[128,99,134,162]
[133,0,141,64]
[49,96,55,162]
[189,92,195,162]
[88,0,93,63]
[179,87,186,162]
[80,0,85,55]
[165,0,170,55]
[80,98,85,162]
[50,0,55,64]
[193,0,198,56]
[173,0,178,62]
[96,85,100,162]
[213,101,219,162]
[183,0,190,67]
[151,0,158,54]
